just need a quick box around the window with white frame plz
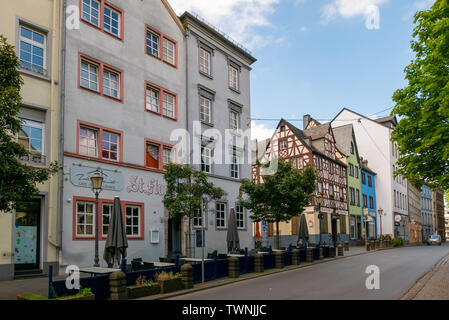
[231,154,239,178]
[19,25,46,75]
[102,203,113,237]
[317,182,323,194]
[103,68,120,99]
[125,205,140,237]
[80,59,99,91]
[230,110,239,130]
[146,31,160,57]
[350,216,356,239]
[101,131,119,161]
[81,0,100,26]
[216,203,226,228]
[146,86,159,113]
[193,203,204,227]
[103,5,120,37]
[295,157,303,169]
[163,147,173,166]
[18,118,44,157]
[163,38,175,65]
[236,205,245,229]
[201,146,212,173]
[76,201,95,236]
[200,96,211,124]
[79,126,98,157]
[199,47,211,75]
[280,140,287,150]
[162,92,175,118]
[229,65,238,90]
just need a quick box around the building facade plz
[253,118,349,247]
[360,159,377,240]
[179,12,256,258]
[421,185,434,240]
[407,183,422,245]
[445,209,449,242]
[332,109,409,242]
[0,0,62,280]
[332,124,364,244]
[433,189,446,241]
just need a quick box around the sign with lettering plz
[70,165,124,191]
[126,175,166,197]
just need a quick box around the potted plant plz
[329,194,335,200]
[127,275,161,299]
[156,271,183,294]
[385,234,392,248]
[54,287,95,300]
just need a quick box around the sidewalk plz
[400,253,449,300]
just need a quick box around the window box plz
[55,294,95,301]
[157,277,183,294]
[127,283,160,299]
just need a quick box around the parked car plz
[427,235,442,246]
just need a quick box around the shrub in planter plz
[17,293,48,300]
[391,238,404,247]
[156,271,183,294]
[55,287,95,300]
[127,275,161,299]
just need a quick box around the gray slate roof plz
[332,124,354,157]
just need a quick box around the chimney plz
[303,114,311,130]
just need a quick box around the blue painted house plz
[360,158,377,239]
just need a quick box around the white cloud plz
[404,0,434,20]
[251,122,275,141]
[321,0,388,23]
[169,0,280,50]
[300,25,308,32]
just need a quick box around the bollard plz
[371,240,376,251]
[375,240,379,250]
[181,263,194,289]
[274,251,284,269]
[337,244,344,256]
[344,241,349,251]
[291,249,299,265]
[318,247,324,259]
[228,257,239,278]
[109,272,127,300]
[366,242,371,251]
[329,246,336,258]
[254,254,264,272]
[306,248,314,262]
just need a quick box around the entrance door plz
[168,217,181,255]
[365,221,370,239]
[356,216,362,240]
[331,218,338,246]
[14,199,41,272]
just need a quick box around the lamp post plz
[378,208,384,238]
[90,169,104,268]
[316,196,323,247]
[332,207,341,247]
[201,200,206,284]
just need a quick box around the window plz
[363,194,368,208]
[81,0,100,26]
[163,147,173,166]
[369,196,374,209]
[103,69,120,99]
[146,31,160,57]
[19,25,46,75]
[146,143,160,169]
[103,5,120,37]
[329,185,334,197]
[318,182,323,194]
[81,0,123,39]
[368,176,372,187]
[231,154,239,178]
[18,118,44,159]
[295,157,303,169]
[230,110,239,130]
[163,92,175,118]
[280,140,287,150]
[102,203,113,237]
[101,131,119,161]
[340,215,347,234]
[145,140,174,170]
[216,203,226,228]
[79,126,98,157]
[200,96,212,124]
[350,142,354,154]
[339,188,344,200]
[199,48,211,75]
[125,205,140,237]
[229,65,238,90]
[163,38,175,65]
[76,201,95,237]
[356,189,361,207]
[236,205,245,229]
[350,187,355,206]
[361,172,366,185]
[329,163,334,175]
[201,146,212,173]
[317,157,323,170]
[193,202,204,227]
[146,86,159,113]
[280,126,286,132]
[79,54,122,101]
[349,164,354,177]
[355,166,359,179]
[350,216,356,239]
[80,59,99,91]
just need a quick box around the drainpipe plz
[184,24,190,257]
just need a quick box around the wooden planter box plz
[158,278,183,294]
[55,294,95,301]
[17,293,48,300]
[127,284,160,299]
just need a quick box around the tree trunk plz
[276,221,280,249]
[188,216,192,258]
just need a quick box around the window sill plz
[201,121,214,128]
[229,87,240,94]
[19,69,51,82]
[199,71,213,80]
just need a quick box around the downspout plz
[184,22,190,257]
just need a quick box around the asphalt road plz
[170,243,449,300]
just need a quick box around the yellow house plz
[0,0,61,280]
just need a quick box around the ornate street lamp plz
[316,196,324,246]
[378,208,384,238]
[90,169,104,267]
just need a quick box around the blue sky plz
[170,0,435,139]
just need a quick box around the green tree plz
[163,163,225,257]
[391,0,449,190]
[239,159,317,249]
[0,35,59,213]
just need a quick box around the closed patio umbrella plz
[227,208,240,253]
[296,213,309,248]
[104,196,128,268]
